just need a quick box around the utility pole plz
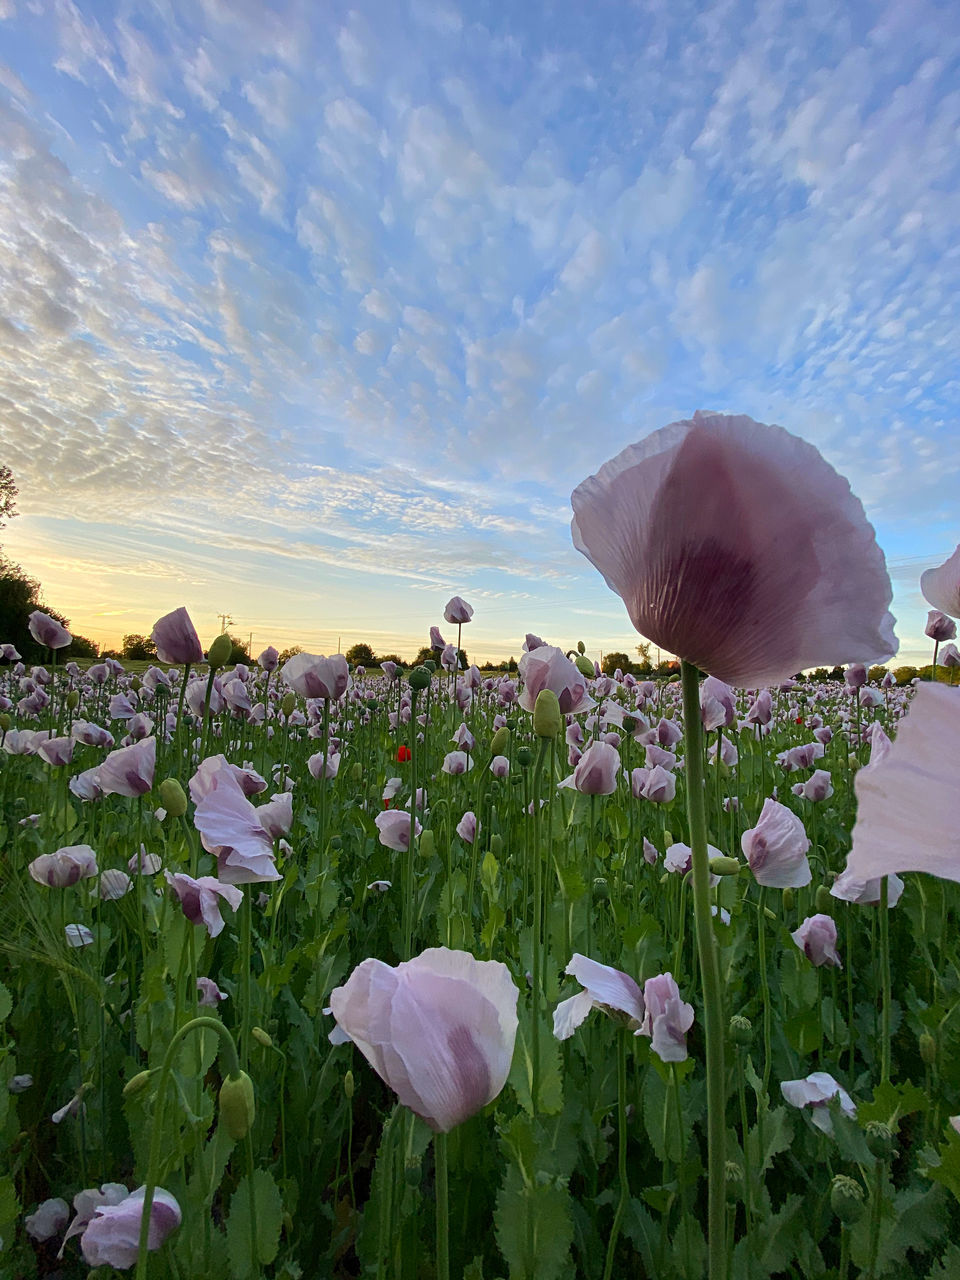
[217,613,234,635]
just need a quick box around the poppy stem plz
[680,660,726,1280]
[601,1029,629,1280]
[879,876,891,1083]
[435,1130,449,1280]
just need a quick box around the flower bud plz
[830,1174,865,1225]
[490,833,503,858]
[344,1070,355,1100]
[131,677,142,693]
[709,856,741,876]
[489,726,510,757]
[66,690,80,710]
[158,778,188,819]
[815,885,833,914]
[865,1120,896,1161]
[533,689,562,738]
[575,654,595,679]
[577,641,586,655]
[0,713,11,732]
[729,1015,753,1047]
[919,1032,937,1066]
[782,887,796,912]
[418,829,436,861]
[280,691,296,718]
[663,830,673,847]
[219,1071,256,1140]
[122,1069,153,1098]
[251,1027,273,1048]
[408,665,431,692]
[349,762,363,785]
[207,634,234,669]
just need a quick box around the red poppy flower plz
[397,745,412,763]
[796,717,804,725]
[383,799,391,809]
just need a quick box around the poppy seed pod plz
[408,665,431,692]
[831,1175,865,1225]
[729,1015,753,1047]
[207,634,234,669]
[533,689,562,738]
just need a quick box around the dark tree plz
[0,466,18,529]
[601,651,632,676]
[345,642,377,666]
[412,646,435,667]
[121,634,158,661]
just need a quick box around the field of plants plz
[3,414,960,1280]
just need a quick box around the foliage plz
[0,465,18,529]
[345,643,377,667]
[122,633,158,661]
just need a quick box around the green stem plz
[530,737,550,1115]
[880,877,891,1083]
[435,1129,449,1280]
[601,1031,629,1280]
[680,660,726,1280]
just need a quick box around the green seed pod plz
[782,887,796,912]
[865,1120,897,1161]
[280,691,296,718]
[489,726,510,757]
[122,1069,153,1098]
[329,835,342,851]
[418,829,436,861]
[533,689,562,738]
[66,689,80,710]
[408,665,431,692]
[404,1159,422,1188]
[207,634,234,669]
[830,1174,865,1225]
[219,1070,256,1140]
[344,1070,355,1100]
[709,856,742,876]
[593,877,609,900]
[422,658,436,673]
[919,1032,937,1066]
[575,654,596,679]
[158,778,188,819]
[729,1015,753,1047]
[251,1027,273,1049]
[725,1161,744,1201]
[516,746,533,768]
[815,885,833,914]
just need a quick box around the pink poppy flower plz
[430,625,446,648]
[741,798,811,887]
[942,643,960,668]
[700,676,736,730]
[641,764,677,804]
[638,972,695,1063]
[28,610,72,650]
[456,810,478,843]
[151,607,204,666]
[559,740,620,795]
[196,976,228,1006]
[746,690,773,725]
[255,791,293,841]
[518,645,594,715]
[165,872,243,937]
[193,772,279,884]
[791,914,842,967]
[258,646,279,672]
[798,769,834,802]
[570,411,896,687]
[441,750,473,775]
[920,544,960,617]
[281,652,349,701]
[925,611,957,643]
[307,749,341,779]
[97,737,156,798]
[375,809,421,850]
[327,947,518,1132]
[490,754,510,778]
[29,845,98,887]
[830,869,904,907]
[80,1186,181,1269]
[553,953,645,1039]
[99,869,133,900]
[443,597,474,625]
[841,684,960,884]
[71,721,114,749]
[38,736,75,766]
[781,1072,855,1134]
[25,1197,70,1242]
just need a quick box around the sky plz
[0,0,958,668]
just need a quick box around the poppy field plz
[3,413,960,1280]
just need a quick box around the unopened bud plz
[781,887,796,912]
[489,726,510,757]
[490,833,503,858]
[280,691,296,718]
[418,829,436,861]
[344,1070,355,1100]
[729,1015,753,1047]
[574,655,595,679]
[219,1071,256,1140]
[158,778,188,819]
[0,713,11,732]
[533,689,562,738]
[122,1069,153,1098]
[663,830,673,848]
[207,634,233,669]
[919,1032,937,1066]
[577,641,586,655]
[763,906,777,921]
[831,1174,865,1225]
[251,1027,273,1049]
[815,885,833,914]
[66,690,80,710]
[131,677,142,693]
[709,856,741,876]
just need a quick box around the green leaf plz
[621,1197,658,1273]
[0,982,11,1024]
[494,1159,573,1280]
[924,1133,960,1203]
[226,1168,284,1277]
[508,1010,563,1116]
[642,1064,683,1163]
[745,1105,794,1175]
[926,1243,960,1279]
[859,1078,928,1129]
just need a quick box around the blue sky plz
[0,0,957,666]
